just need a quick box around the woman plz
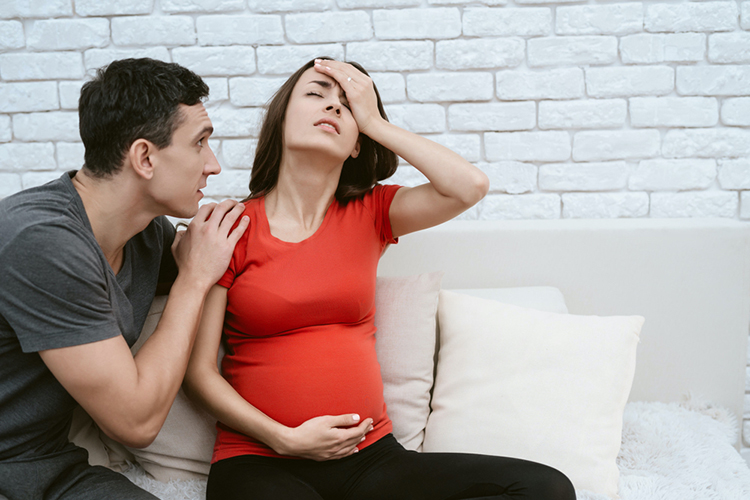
[184,58,576,500]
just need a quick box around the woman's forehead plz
[298,67,338,89]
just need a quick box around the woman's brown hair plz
[246,57,399,204]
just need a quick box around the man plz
[0,58,249,499]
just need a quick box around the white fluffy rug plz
[122,400,750,500]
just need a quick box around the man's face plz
[149,103,219,218]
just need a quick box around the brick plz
[27,19,109,51]
[744,2,750,30]
[0,116,11,142]
[0,142,56,171]
[429,0,506,4]
[586,66,673,98]
[339,0,418,6]
[496,68,584,101]
[197,15,283,46]
[0,0,72,18]
[112,16,195,46]
[663,129,750,158]
[203,78,228,102]
[407,73,493,102]
[678,66,750,96]
[463,7,551,37]
[741,192,750,220]
[436,38,524,70]
[556,3,643,36]
[173,46,255,76]
[230,77,288,107]
[0,52,83,81]
[385,104,446,133]
[540,162,627,191]
[539,99,626,130]
[722,98,750,126]
[563,193,649,219]
[75,0,152,16]
[515,0,581,3]
[346,41,432,72]
[0,21,24,51]
[23,172,67,190]
[203,170,249,198]
[573,130,660,162]
[425,134,481,162]
[481,161,536,194]
[528,36,617,67]
[651,191,738,218]
[709,33,750,63]
[485,131,570,162]
[630,97,718,128]
[84,48,171,73]
[373,8,461,40]
[57,142,85,171]
[480,194,560,220]
[251,0,333,12]
[620,33,705,64]
[449,102,535,132]
[163,0,244,13]
[718,159,750,189]
[257,45,345,75]
[371,73,405,103]
[221,139,257,169]
[0,174,22,199]
[0,82,59,113]
[209,106,264,138]
[13,113,80,142]
[59,81,84,110]
[645,2,737,33]
[630,159,716,191]
[287,11,372,44]
[746,394,750,419]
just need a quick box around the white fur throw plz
[122,400,750,500]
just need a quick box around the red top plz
[213,184,402,462]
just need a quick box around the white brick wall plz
[2,0,750,455]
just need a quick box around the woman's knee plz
[529,465,576,500]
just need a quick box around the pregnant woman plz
[184,57,575,500]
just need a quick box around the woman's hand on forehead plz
[314,59,381,136]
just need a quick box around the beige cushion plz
[424,290,643,498]
[374,271,443,450]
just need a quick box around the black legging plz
[207,434,576,500]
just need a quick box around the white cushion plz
[374,272,443,450]
[449,286,568,314]
[424,290,643,498]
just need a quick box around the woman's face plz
[282,67,360,163]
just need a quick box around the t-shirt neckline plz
[259,195,336,245]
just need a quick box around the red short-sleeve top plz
[213,184,402,462]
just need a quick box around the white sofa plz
[56,218,750,500]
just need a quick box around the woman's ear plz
[350,137,361,159]
[129,139,155,180]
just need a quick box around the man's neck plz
[72,168,155,272]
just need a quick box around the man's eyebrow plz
[192,126,213,143]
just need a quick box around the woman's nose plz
[326,104,341,115]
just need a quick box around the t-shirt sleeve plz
[363,184,402,246]
[217,209,251,289]
[0,223,121,353]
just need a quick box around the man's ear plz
[350,137,361,159]
[129,139,155,180]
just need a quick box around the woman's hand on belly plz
[273,413,373,461]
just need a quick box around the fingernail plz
[354,448,359,453]
[360,436,366,442]
[352,414,360,422]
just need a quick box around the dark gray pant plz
[0,445,156,500]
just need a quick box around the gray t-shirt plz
[0,171,176,461]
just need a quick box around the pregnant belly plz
[222,326,387,427]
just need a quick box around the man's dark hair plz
[78,58,209,177]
